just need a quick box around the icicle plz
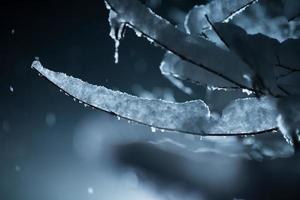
[108,10,126,64]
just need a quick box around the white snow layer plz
[31,60,279,135]
[104,0,254,91]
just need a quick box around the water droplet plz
[11,29,15,35]
[9,86,14,92]
[45,113,56,127]
[84,104,88,107]
[15,165,21,172]
[2,120,10,132]
[117,116,121,120]
[87,187,94,194]
[73,98,76,102]
[151,127,156,133]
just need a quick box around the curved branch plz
[31,60,279,137]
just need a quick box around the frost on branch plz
[31,60,278,136]
[161,0,258,91]
[184,0,257,48]
[160,51,238,89]
[277,96,300,146]
[105,0,255,92]
[185,0,300,44]
[162,0,300,92]
[184,0,257,33]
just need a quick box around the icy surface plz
[277,96,300,145]
[185,0,300,45]
[105,0,254,91]
[160,51,236,88]
[234,3,300,42]
[32,60,279,135]
[184,0,257,47]
[208,97,278,133]
[163,0,300,91]
[184,0,256,34]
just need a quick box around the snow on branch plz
[31,60,279,136]
[105,0,260,93]
[184,0,258,35]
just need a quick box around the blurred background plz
[1,0,300,199]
